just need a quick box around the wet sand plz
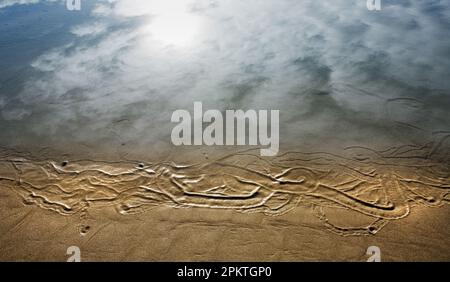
[0,188,448,261]
[0,140,449,261]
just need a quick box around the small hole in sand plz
[80,225,91,235]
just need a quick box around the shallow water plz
[1,0,450,261]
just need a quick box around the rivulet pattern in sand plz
[1,136,448,237]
